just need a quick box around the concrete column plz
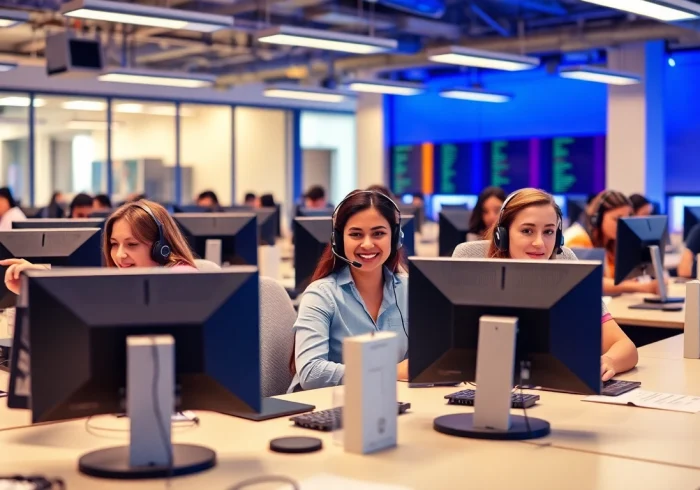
[356,93,387,190]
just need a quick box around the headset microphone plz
[331,247,362,268]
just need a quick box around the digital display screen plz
[541,136,605,195]
[485,139,534,193]
[434,143,472,195]
[391,145,423,195]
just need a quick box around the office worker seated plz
[68,193,95,218]
[466,186,506,240]
[0,187,26,231]
[452,188,638,381]
[289,189,408,392]
[2,200,197,294]
[564,190,663,296]
[677,223,700,278]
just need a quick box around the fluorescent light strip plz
[67,120,121,130]
[559,66,641,85]
[346,79,424,96]
[439,88,511,103]
[61,0,234,32]
[580,0,700,21]
[98,70,215,88]
[0,96,46,107]
[0,9,30,28]
[62,100,107,111]
[256,25,396,54]
[428,46,540,71]
[264,87,347,103]
[114,103,193,116]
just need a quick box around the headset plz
[329,190,407,339]
[494,190,564,255]
[134,201,172,265]
[589,190,613,229]
[330,190,403,269]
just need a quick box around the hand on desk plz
[601,355,616,382]
[0,259,49,295]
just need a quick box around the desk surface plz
[606,283,686,329]
[637,333,685,360]
[2,350,700,489]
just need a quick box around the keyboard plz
[444,389,540,408]
[602,379,641,396]
[290,402,411,432]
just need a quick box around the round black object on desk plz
[78,444,216,479]
[270,436,323,454]
[434,413,550,440]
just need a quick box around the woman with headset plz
[453,188,638,381]
[2,200,197,294]
[289,189,408,392]
[564,190,662,295]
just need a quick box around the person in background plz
[196,190,222,211]
[244,192,257,207]
[677,224,700,278]
[411,192,425,209]
[466,186,506,240]
[0,188,26,231]
[629,194,653,216]
[2,200,198,294]
[93,194,112,210]
[452,188,638,381]
[565,190,662,295]
[259,194,276,208]
[69,193,94,218]
[41,191,65,218]
[304,185,328,209]
[289,189,408,391]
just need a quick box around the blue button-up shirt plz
[289,266,409,392]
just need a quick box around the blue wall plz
[388,55,700,195]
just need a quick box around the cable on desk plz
[228,475,300,490]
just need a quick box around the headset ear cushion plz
[396,228,404,250]
[494,226,508,252]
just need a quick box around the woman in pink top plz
[483,188,638,381]
[1,200,198,294]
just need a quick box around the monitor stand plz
[79,335,216,480]
[630,245,684,310]
[433,316,550,441]
[204,239,222,267]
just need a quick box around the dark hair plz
[629,193,650,213]
[197,190,219,205]
[411,192,424,200]
[94,194,112,208]
[244,192,256,202]
[260,194,275,207]
[0,187,17,209]
[585,190,633,249]
[290,189,407,374]
[468,186,507,236]
[69,193,93,216]
[310,189,406,283]
[45,191,64,218]
[366,185,395,200]
[304,185,325,201]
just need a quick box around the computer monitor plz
[399,215,415,257]
[438,209,471,257]
[0,228,102,308]
[297,207,334,218]
[19,206,42,218]
[13,218,105,230]
[569,247,605,263]
[683,206,700,241]
[223,206,278,246]
[10,267,313,479]
[398,204,422,233]
[174,204,213,213]
[566,198,588,226]
[173,213,258,267]
[293,217,329,292]
[408,257,603,441]
[615,215,682,308]
[88,210,113,218]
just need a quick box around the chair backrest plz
[452,240,579,261]
[194,259,221,271]
[259,276,296,397]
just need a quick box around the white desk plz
[606,283,685,329]
[637,333,685,360]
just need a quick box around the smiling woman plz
[288,189,409,392]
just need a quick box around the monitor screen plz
[173,213,258,266]
[484,139,534,194]
[433,143,473,195]
[540,136,606,195]
[391,144,424,195]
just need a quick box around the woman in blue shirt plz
[289,189,409,392]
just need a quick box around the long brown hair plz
[289,189,407,376]
[103,200,196,268]
[585,190,633,250]
[485,188,562,259]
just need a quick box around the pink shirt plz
[602,313,612,324]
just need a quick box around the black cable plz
[151,339,174,485]
[228,475,300,490]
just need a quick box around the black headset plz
[134,201,172,265]
[330,190,403,268]
[494,190,564,255]
[589,190,613,229]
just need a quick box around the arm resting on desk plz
[293,288,345,391]
[678,249,695,279]
[603,277,660,296]
[602,318,639,377]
